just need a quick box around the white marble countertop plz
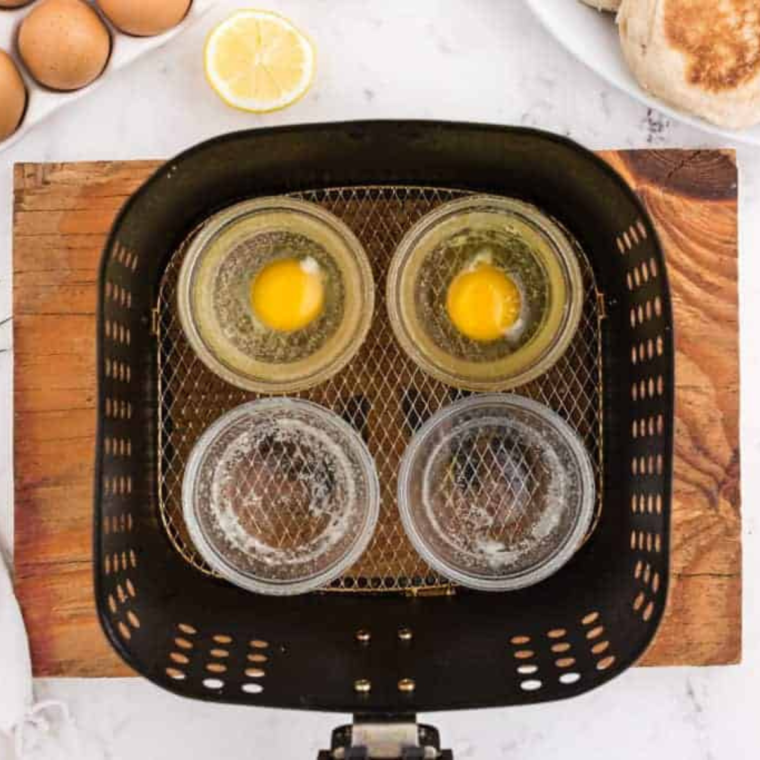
[1,1,758,758]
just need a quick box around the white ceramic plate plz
[0,0,218,154]
[524,0,760,146]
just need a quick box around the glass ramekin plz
[386,196,584,391]
[397,394,595,592]
[182,398,380,595]
[178,197,375,394]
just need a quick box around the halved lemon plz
[205,10,315,113]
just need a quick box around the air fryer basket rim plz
[94,120,673,713]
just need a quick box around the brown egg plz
[19,0,111,91]
[0,51,26,142]
[98,0,191,37]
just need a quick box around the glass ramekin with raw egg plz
[386,196,584,391]
[177,197,375,394]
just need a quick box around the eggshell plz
[18,0,111,91]
[0,50,26,141]
[97,0,192,37]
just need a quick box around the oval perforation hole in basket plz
[520,679,543,692]
[107,594,117,614]
[117,621,131,640]
[242,683,264,694]
[546,628,567,640]
[249,639,269,649]
[633,592,646,612]
[126,611,140,629]
[642,601,655,621]
[591,640,610,655]
[586,626,604,640]
[581,611,600,626]
[213,635,233,645]
[551,642,571,653]
[516,664,538,675]
[596,656,616,671]
[555,657,576,669]
[210,648,229,658]
[510,635,531,645]
[202,679,224,690]
[617,237,626,254]
[559,672,581,685]
[245,668,265,678]
[177,623,197,635]
[166,668,186,680]
[247,653,268,663]
[652,572,661,593]
[206,663,227,674]
[175,637,193,650]
[513,650,534,660]
[170,652,189,665]
[633,267,641,287]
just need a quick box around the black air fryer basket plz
[94,122,673,756]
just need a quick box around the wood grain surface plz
[12,152,741,676]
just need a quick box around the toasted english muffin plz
[618,0,760,129]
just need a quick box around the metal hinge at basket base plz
[318,716,452,760]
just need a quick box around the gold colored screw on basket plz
[398,627,413,642]
[398,678,416,693]
[355,629,371,644]
[354,679,372,693]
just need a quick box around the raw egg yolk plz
[446,263,522,342]
[251,257,324,332]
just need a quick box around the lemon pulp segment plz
[251,257,324,332]
[446,263,522,342]
[205,10,315,113]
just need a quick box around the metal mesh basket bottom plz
[156,185,603,594]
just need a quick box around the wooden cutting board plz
[13,151,741,677]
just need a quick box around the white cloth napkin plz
[0,552,32,738]
[0,553,79,758]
